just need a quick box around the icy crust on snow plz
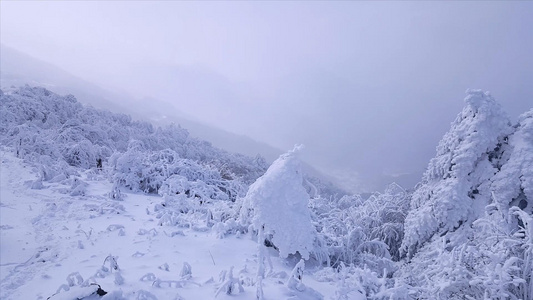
[240,145,316,259]
[402,89,513,254]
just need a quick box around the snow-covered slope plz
[0,151,342,300]
[0,86,353,300]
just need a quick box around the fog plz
[2,1,532,192]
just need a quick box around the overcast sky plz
[2,1,532,192]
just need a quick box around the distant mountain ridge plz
[0,44,345,192]
[0,45,275,159]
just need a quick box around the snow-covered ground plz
[0,151,339,300]
[2,86,531,299]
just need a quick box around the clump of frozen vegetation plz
[1,86,267,196]
[1,86,531,299]
[240,145,317,259]
[315,183,409,268]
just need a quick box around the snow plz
[0,151,333,300]
[491,109,533,215]
[1,85,531,299]
[396,91,532,299]
[240,145,316,260]
[402,89,513,255]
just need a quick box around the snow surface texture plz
[0,151,336,299]
[240,145,316,260]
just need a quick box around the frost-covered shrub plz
[312,182,409,274]
[358,184,409,261]
[1,86,267,193]
[7,125,62,162]
[109,144,146,192]
[62,139,97,169]
[240,145,317,259]
[109,143,247,200]
[397,205,531,300]
[215,266,244,297]
[70,178,88,196]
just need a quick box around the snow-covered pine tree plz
[401,89,513,257]
[240,145,316,260]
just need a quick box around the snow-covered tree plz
[397,91,532,299]
[240,145,316,259]
[491,109,533,216]
[1,86,266,199]
[402,89,513,256]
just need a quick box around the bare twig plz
[208,250,216,266]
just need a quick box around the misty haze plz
[1,2,532,300]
